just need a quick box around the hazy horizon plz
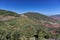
[0,0,60,16]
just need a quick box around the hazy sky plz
[0,0,60,15]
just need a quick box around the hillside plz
[0,9,19,16]
[24,12,56,22]
[23,12,60,28]
[50,15,60,23]
[0,9,19,21]
[0,10,60,40]
[0,15,52,40]
[50,15,60,20]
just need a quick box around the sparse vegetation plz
[0,10,60,40]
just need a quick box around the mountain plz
[0,9,19,21]
[51,15,60,20]
[0,10,60,40]
[0,9,19,16]
[0,13,52,39]
[23,12,60,28]
[23,12,55,22]
[50,15,60,23]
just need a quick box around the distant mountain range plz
[50,15,60,20]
